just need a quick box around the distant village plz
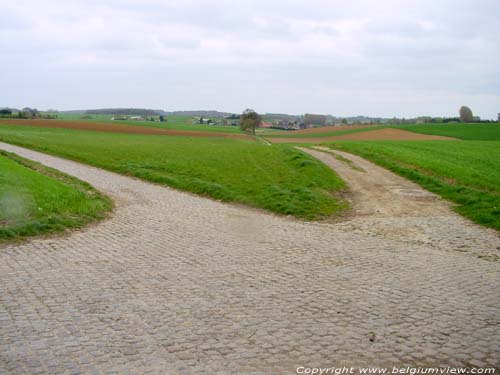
[190,113,477,130]
[193,113,354,130]
[111,115,166,122]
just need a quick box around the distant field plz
[46,113,243,134]
[0,150,111,242]
[264,126,384,138]
[0,119,249,140]
[326,140,500,230]
[0,125,347,220]
[263,123,500,140]
[395,123,500,140]
[266,128,456,143]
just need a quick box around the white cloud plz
[0,0,499,118]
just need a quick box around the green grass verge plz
[325,140,500,230]
[0,125,347,220]
[0,151,112,242]
[393,123,500,140]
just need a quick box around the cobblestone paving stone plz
[0,142,499,374]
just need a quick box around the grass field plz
[395,123,500,140]
[0,150,111,242]
[0,125,347,220]
[325,140,500,230]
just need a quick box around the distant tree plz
[341,118,348,125]
[159,115,165,122]
[0,109,12,117]
[240,109,262,136]
[304,114,327,127]
[497,113,500,122]
[19,107,39,119]
[459,106,474,123]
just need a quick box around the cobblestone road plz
[0,142,499,374]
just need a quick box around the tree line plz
[0,108,58,119]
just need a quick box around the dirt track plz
[267,128,457,143]
[301,147,449,218]
[0,119,251,140]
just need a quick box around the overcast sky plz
[1,0,499,118]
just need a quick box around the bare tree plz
[240,109,262,136]
[459,106,474,123]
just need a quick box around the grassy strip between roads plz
[325,140,500,230]
[0,150,112,242]
[0,125,347,220]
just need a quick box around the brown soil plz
[267,128,457,143]
[0,119,251,140]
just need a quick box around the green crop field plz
[395,123,500,140]
[0,150,111,242]
[0,125,347,220]
[325,140,500,230]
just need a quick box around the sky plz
[1,0,499,118]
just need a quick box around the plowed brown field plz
[266,128,457,143]
[270,124,375,135]
[0,119,251,140]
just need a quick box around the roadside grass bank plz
[325,140,500,230]
[0,150,111,242]
[0,125,347,220]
